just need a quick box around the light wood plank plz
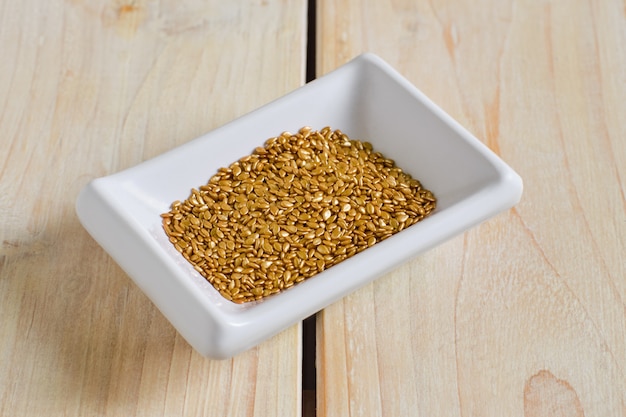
[0,1,306,416]
[317,0,626,416]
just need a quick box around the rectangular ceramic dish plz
[76,53,523,359]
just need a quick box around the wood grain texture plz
[0,1,306,416]
[317,0,626,416]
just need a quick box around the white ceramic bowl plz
[76,53,522,359]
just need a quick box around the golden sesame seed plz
[162,128,436,303]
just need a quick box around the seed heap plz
[161,127,436,303]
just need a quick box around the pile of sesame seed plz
[161,127,436,303]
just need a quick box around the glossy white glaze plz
[76,54,522,359]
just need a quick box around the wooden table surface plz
[1,1,624,416]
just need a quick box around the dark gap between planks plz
[302,1,317,417]
[305,0,317,84]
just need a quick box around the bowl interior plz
[108,55,503,316]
